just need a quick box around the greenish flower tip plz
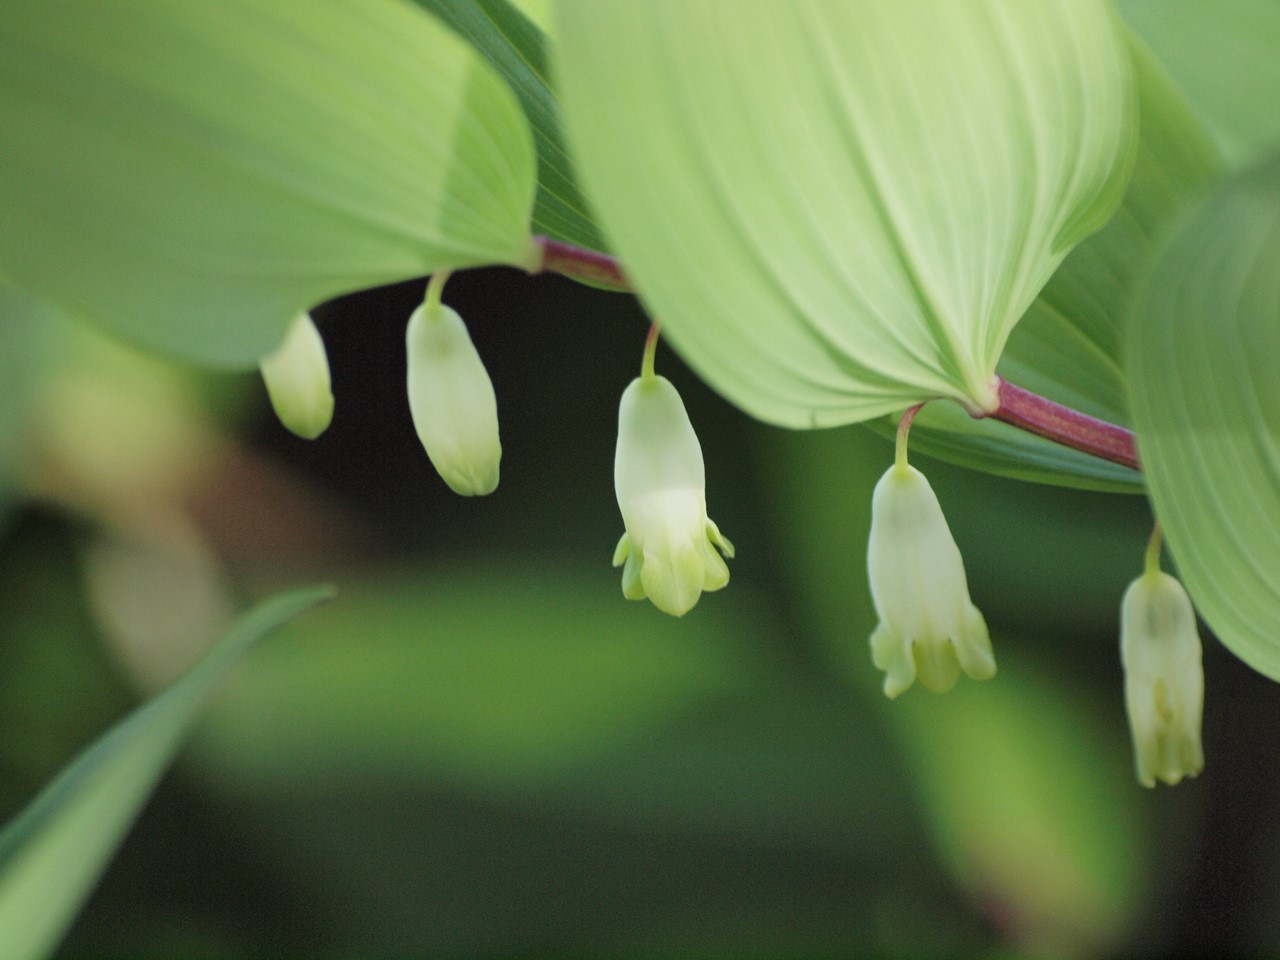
[259,313,334,440]
[1121,570,1204,788]
[613,375,734,617]
[867,463,995,698]
[405,301,501,496]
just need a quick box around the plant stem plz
[641,322,660,381]
[1144,523,1163,577]
[425,269,450,311]
[529,236,1142,473]
[988,377,1139,472]
[533,237,630,291]
[895,403,923,471]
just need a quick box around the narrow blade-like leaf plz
[415,0,604,251]
[0,586,331,960]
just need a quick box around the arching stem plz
[530,236,1143,474]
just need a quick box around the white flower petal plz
[1121,571,1204,787]
[259,313,333,440]
[613,374,732,616]
[405,302,501,496]
[866,463,994,697]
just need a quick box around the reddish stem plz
[533,236,630,291]
[529,236,1142,474]
[988,376,1139,472]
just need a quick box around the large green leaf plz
[895,38,1223,492]
[1116,0,1280,167]
[554,1,1136,427]
[0,0,537,367]
[416,0,604,251]
[0,586,330,960]
[1128,157,1280,679]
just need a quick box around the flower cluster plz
[259,284,1205,789]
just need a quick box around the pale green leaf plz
[1116,0,1280,167]
[554,1,1136,427]
[0,586,331,960]
[0,0,537,367]
[414,0,603,250]
[1128,157,1280,679]
[894,37,1223,492]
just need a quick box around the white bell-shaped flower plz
[613,374,733,617]
[259,313,334,440]
[405,299,501,496]
[1120,569,1204,787]
[867,463,995,697]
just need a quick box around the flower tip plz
[440,461,500,497]
[259,313,334,440]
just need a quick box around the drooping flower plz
[867,462,995,697]
[259,313,334,440]
[405,292,501,496]
[613,372,733,617]
[1120,567,1204,787]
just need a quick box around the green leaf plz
[0,0,537,368]
[1116,0,1280,167]
[554,1,1136,426]
[1128,156,1280,679]
[892,37,1223,492]
[415,0,605,251]
[0,586,331,960]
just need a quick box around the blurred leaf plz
[190,563,981,955]
[416,0,605,251]
[554,2,1136,426]
[887,657,1144,954]
[0,0,536,367]
[886,38,1222,492]
[0,585,330,960]
[1116,0,1280,166]
[198,567,762,790]
[1128,156,1280,680]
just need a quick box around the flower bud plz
[613,374,734,616]
[867,463,995,697]
[1120,570,1204,787]
[405,300,501,496]
[259,313,333,440]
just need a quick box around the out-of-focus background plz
[3,268,1279,958]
